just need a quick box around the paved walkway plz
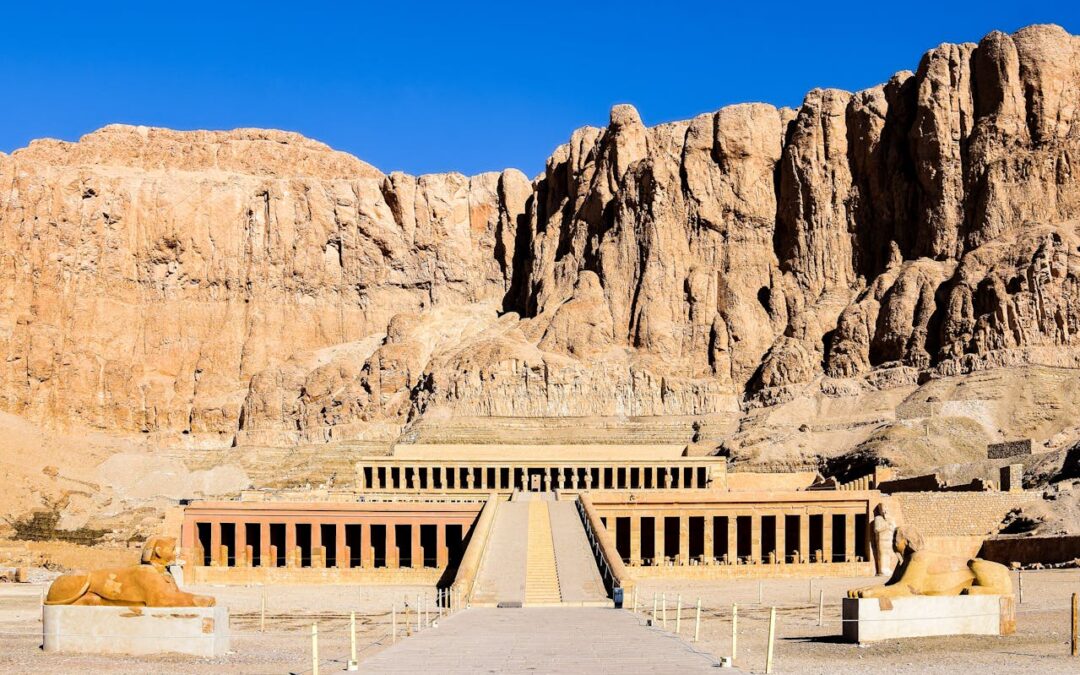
[549,501,609,605]
[359,608,728,674]
[471,501,527,606]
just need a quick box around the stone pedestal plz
[43,605,230,657]
[842,595,1014,643]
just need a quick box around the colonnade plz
[181,506,480,572]
[600,507,868,566]
[357,462,719,492]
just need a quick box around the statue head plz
[141,536,178,566]
[892,525,924,558]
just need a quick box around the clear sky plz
[1,1,1076,177]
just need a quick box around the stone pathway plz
[358,608,728,674]
[548,501,610,606]
[524,500,562,605]
[471,501,527,606]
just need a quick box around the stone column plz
[210,521,222,566]
[411,523,422,568]
[361,522,374,568]
[774,513,785,563]
[629,516,642,565]
[749,515,761,563]
[678,515,690,565]
[235,522,247,567]
[260,522,271,567]
[311,522,323,568]
[583,469,593,490]
[386,522,398,568]
[437,523,448,568]
[798,514,809,564]
[822,512,833,563]
[336,523,347,568]
[727,516,738,563]
[466,468,475,490]
[285,522,297,568]
[571,469,580,489]
[844,513,855,562]
[357,465,367,491]
[703,515,714,563]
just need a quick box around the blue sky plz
[1,2,1076,176]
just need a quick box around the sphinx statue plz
[848,526,1012,599]
[44,536,215,607]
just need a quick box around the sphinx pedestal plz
[842,595,1015,643]
[43,605,230,657]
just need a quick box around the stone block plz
[43,605,230,657]
[842,595,1014,643]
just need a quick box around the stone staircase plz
[470,492,610,608]
[523,499,562,606]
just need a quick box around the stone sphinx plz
[847,526,1012,599]
[44,536,215,607]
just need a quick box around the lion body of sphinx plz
[44,537,215,608]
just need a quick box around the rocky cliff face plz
[1,24,1077,447]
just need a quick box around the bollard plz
[1018,568,1024,604]
[392,603,397,643]
[765,606,776,674]
[633,586,638,614]
[652,592,658,624]
[758,581,763,605]
[417,593,422,632]
[311,623,319,675]
[676,595,682,634]
[694,598,701,642]
[731,603,738,663]
[808,577,813,604]
[1072,592,1078,657]
[439,589,444,618]
[260,592,266,633]
[818,589,824,627]
[662,593,667,629]
[347,611,359,671]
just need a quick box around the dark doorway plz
[854,513,868,561]
[784,515,800,563]
[615,517,630,563]
[372,524,387,568]
[270,524,286,567]
[220,523,235,567]
[689,516,705,561]
[447,524,464,563]
[245,523,261,567]
[761,515,776,562]
[641,517,656,563]
[396,524,412,567]
[714,516,728,561]
[831,514,846,562]
[663,517,679,562]
[421,524,438,567]
[296,524,312,568]
[736,516,752,561]
[346,524,362,568]
[809,514,823,561]
[320,523,337,568]
[196,522,212,566]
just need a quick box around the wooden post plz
[439,589,444,618]
[676,594,682,634]
[311,623,319,675]
[731,603,738,663]
[1072,592,1078,657]
[662,593,667,629]
[260,592,266,633]
[392,603,397,643]
[1018,569,1024,603]
[694,598,702,642]
[758,580,763,604]
[808,577,813,603]
[818,589,824,627]
[765,607,776,674]
[348,612,358,671]
[633,586,638,613]
[652,592,658,624]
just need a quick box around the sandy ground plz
[632,572,1080,674]
[1,572,1077,673]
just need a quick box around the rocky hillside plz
[1,24,1078,451]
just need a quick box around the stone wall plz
[892,492,1040,538]
[987,440,1033,460]
[979,534,1080,566]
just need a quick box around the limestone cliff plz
[1,25,1078,448]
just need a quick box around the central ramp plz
[359,608,727,674]
[471,494,610,608]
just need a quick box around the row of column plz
[193,520,456,570]
[358,463,713,491]
[615,511,864,566]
